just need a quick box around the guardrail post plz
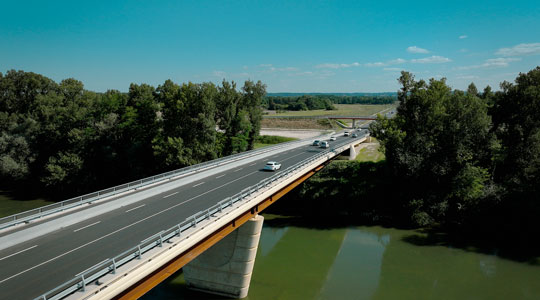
[219,203,223,213]
[177,224,182,237]
[111,258,117,274]
[192,217,197,228]
[206,209,210,220]
[159,233,163,247]
[80,274,86,292]
[137,245,142,259]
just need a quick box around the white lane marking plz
[0,170,259,284]
[163,191,178,198]
[215,174,226,179]
[73,221,101,233]
[234,168,243,172]
[192,182,205,187]
[0,245,38,262]
[249,163,256,166]
[126,204,146,213]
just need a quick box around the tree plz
[492,67,540,192]
[370,72,495,226]
[241,80,266,149]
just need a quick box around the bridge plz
[0,130,370,300]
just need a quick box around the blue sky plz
[1,0,539,93]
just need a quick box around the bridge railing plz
[0,131,334,231]
[34,133,367,300]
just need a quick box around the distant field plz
[267,104,394,117]
[0,192,53,218]
[261,118,338,129]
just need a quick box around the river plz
[143,214,540,299]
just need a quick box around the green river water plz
[143,214,540,300]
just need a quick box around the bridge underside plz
[112,163,328,300]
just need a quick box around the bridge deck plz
[0,132,366,300]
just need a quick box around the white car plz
[320,141,330,148]
[263,161,281,171]
[330,136,337,141]
[343,131,350,136]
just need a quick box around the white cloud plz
[495,43,540,56]
[365,58,406,67]
[293,71,313,76]
[364,62,385,67]
[213,70,226,77]
[411,55,452,64]
[455,57,521,70]
[407,46,430,54]
[459,35,468,39]
[315,62,360,69]
[269,66,298,72]
[388,58,406,64]
[456,75,479,80]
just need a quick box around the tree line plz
[263,94,396,111]
[0,70,265,198]
[369,67,540,251]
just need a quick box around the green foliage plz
[371,71,497,226]
[255,135,296,144]
[264,94,395,111]
[0,70,265,199]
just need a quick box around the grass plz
[0,191,54,218]
[355,139,385,162]
[269,104,395,117]
[254,135,298,149]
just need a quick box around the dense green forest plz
[263,94,396,111]
[0,70,265,198]
[274,66,540,256]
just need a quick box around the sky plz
[1,0,540,93]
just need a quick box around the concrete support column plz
[352,119,356,128]
[183,215,264,298]
[348,144,357,160]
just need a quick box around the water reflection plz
[143,215,540,300]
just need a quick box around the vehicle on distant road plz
[312,140,321,146]
[352,133,358,138]
[320,141,330,148]
[330,136,337,141]
[263,161,281,171]
[343,131,350,136]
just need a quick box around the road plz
[0,132,359,300]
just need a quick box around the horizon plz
[2,1,539,93]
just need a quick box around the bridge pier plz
[183,215,264,298]
[349,144,357,160]
[352,119,356,128]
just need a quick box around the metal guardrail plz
[0,132,335,230]
[33,133,367,300]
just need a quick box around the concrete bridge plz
[0,130,370,300]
